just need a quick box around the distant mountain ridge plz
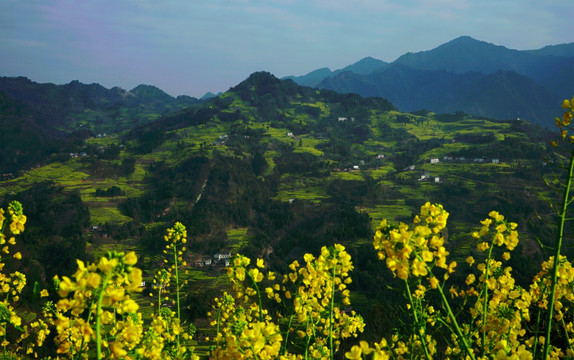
[0,76,201,173]
[283,57,388,87]
[0,76,200,131]
[284,36,574,127]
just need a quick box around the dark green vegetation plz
[285,36,574,127]
[0,71,566,340]
[0,76,200,173]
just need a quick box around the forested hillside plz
[0,72,566,346]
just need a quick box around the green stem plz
[96,271,113,360]
[216,306,221,336]
[173,244,180,322]
[404,280,431,360]
[157,282,162,315]
[304,319,311,360]
[543,145,574,359]
[532,288,545,356]
[480,243,495,357]
[329,266,336,360]
[247,271,264,322]
[434,279,476,360]
[173,244,180,348]
[282,314,294,355]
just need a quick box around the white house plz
[338,117,348,122]
[492,158,500,164]
[214,252,232,261]
[430,158,439,164]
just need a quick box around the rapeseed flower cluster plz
[373,202,452,280]
[461,211,534,359]
[49,250,143,358]
[0,201,28,357]
[551,97,574,145]
[1,99,573,360]
[211,244,364,360]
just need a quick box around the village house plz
[430,158,440,164]
[492,158,500,164]
[214,252,232,262]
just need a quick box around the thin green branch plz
[543,145,574,359]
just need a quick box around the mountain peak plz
[233,71,282,91]
[130,84,173,101]
[339,57,388,75]
[450,35,479,43]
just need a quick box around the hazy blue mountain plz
[391,36,574,96]
[317,64,560,127]
[526,43,574,57]
[337,56,388,75]
[201,91,223,100]
[286,36,574,126]
[282,57,389,87]
[393,36,533,74]
[283,67,334,87]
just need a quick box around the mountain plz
[0,77,201,173]
[0,72,561,340]
[0,77,200,132]
[525,42,574,57]
[317,64,560,125]
[200,91,223,100]
[392,36,574,96]
[283,67,334,87]
[282,57,389,87]
[393,36,534,74]
[338,56,388,75]
[130,84,174,103]
[286,36,574,127]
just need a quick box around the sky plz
[1,0,572,98]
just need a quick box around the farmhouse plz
[214,252,232,261]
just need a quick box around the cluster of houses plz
[69,152,89,159]
[428,156,500,164]
[194,251,233,268]
[214,134,251,146]
[408,155,503,183]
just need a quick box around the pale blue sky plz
[1,0,572,97]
